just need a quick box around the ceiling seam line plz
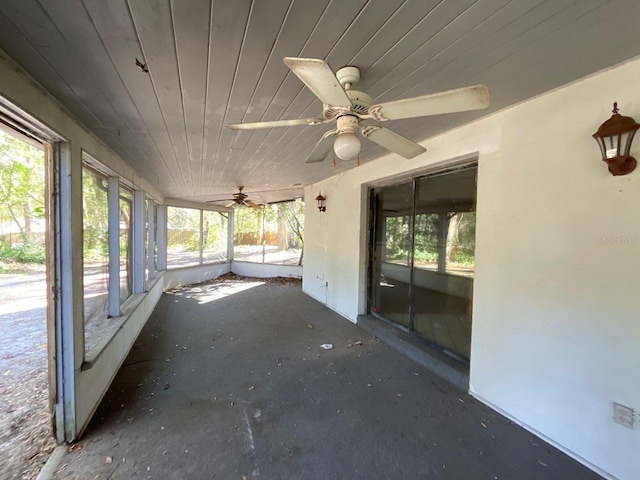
[200,0,215,189]
[229,0,296,178]
[125,0,191,194]
[411,0,588,103]
[374,0,514,101]
[366,0,481,95]
[379,0,549,103]
[359,0,446,79]
[79,0,181,193]
[207,0,255,186]
[240,0,335,170]
[169,0,196,195]
[1,7,154,183]
[27,0,146,170]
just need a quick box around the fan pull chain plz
[332,154,336,167]
[356,155,360,167]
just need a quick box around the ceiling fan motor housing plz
[323,89,372,120]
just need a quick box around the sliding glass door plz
[369,165,477,361]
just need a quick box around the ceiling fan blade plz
[284,57,351,108]
[225,201,236,208]
[362,126,426,159]
[245,200,263,209]
[371,84,489,121]
[306,130,338,164]
[226,117,328,130]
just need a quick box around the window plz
[202,210,228,263]
[81,155,163,358]
[119,186,133,304]
[82,166,109,323]
[153,203,158,275]
[144,197,149,281]
[167,207,200,268]
[166,206,229,269]
[234,199,304,265]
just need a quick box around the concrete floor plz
[53,276,602,479]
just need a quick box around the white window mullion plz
[156,205,167,271]
[199,209,204,264]
[147,200,155,279]
[227,210,234,262]
[107,177,120,316]
[132,190,145,293]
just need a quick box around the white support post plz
[132,190,145,293]
[261,206,266,264]
[199,209,203,265]
[147,199,155,279]
[156,205,167,271]
[227,209,234,262]
[54,142,77,441]
[107,177,120,316]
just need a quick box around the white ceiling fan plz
[226,57,489,164]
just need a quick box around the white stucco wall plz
[303,57,640,480]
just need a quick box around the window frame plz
[165,203,231,270]
[81,152,163,360]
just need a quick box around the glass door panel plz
[370,181,413,328]
[412,167,477,360]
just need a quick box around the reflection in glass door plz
[369,165,477,361]
[369,181,413,329]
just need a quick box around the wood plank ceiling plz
[1,0,639,204]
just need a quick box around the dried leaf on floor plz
[538,459,548,467]
[68,444,82,453]
[105,456,113,464]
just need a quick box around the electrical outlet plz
[613,402,635,429]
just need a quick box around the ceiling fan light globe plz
[333,132,361,160]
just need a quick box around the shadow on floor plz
[54,277,601,479]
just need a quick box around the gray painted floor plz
[53,277,602,479]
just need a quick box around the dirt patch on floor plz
[0,365,56,479]
[166,272,303,294]
[207,272,302,287]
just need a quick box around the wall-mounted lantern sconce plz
[593,102,639,176]
[315,193,326,212]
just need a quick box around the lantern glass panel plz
[621,130,637,156]
[605,135,618,159]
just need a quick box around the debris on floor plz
[320,343,333,350]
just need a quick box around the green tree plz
[0,130,45,246]
[81,168,109,259]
